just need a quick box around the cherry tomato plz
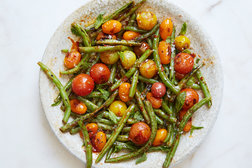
[160,18,173,40]
[119,51,136,69]
[64,37,81,69]
[72,74,94,96]
[175,72,186,80]
[86,123,98,137]
[123,31,140,40]
[174,53,194,74]
[109,101,127,117]
[153,129,168,146]
[96,32,116,41]
[174,35,190,51]
[90,63,110,84]
[146,92,162,109]
[70,99,87,115]
[133,42,150,57]
[151,82,166,98]
[129,122,151,145]
[119,83,131,102]
[158,41,171,64]
[179,110,192,132]
[100,51,119,64]
[102,20,122,34]
[92,132,107,152]
[180,88,199,110]
[136,11,157,30]
[139,59,158,78]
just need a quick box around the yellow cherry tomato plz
[153,129,168,146]
[100,51,119,64]
[136,11,157,30]
[139,59,158,78]
[119,51,136,69]
[109,101,127,117]
[174,35,191,51]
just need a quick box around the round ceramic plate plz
[39,0,223,167]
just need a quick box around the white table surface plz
[0,0,252,167]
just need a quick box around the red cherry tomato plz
[174,53,194,74]
[129,122,151,145]
[72,74,94,96]
[180,88,199,110]
[90,63,111,84]
[151,82,166,98]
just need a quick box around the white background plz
[0,0,252,167]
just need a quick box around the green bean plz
[166,126,175,147]
[79,45,131,53]
[92,118,114,126]
[138,75,158,84]
[179,96,211,131]
[161,101,173,116]
[135,90,150,124]
[38,62,71,124]
[169,28,176,83]
[155,114,164,125]
[164,124,172,143]
[110,49,152,91]
[186,77,201,90]
[71,23,91,46]
[77,97,98,111]
[148,146,170,152]
[135,24,159,41]
[124,26,148,33]
[163,135,181,168]
[127,118,139,124]
[108,63,117,84]
[97,123,113,130]
[52,77,73,106]
[146,38,153,48]
[83,91,103,99]
[177,63,203,90]
[60,90,118,132]
[105,100,157,163]
[107,110,119,124]
[114,141,136,152]
[196,69,212,107]
[97,98,104,107]
[118,63,126,77]
[152,30,179,94]
[96,39,141,46]
[129,70,139,98]
[179,22,187,36]
[96,104,136,163]
[128,13,136,26]
[122,126,131,133]
[78,121,92,168]
[154,109,177,123]
[118,0,146,22]
[106,146,115,160]
[106,134,129,142]
[85,1,133,31]
[70,126,81,135]
[61,49,68,53]
[163,64,170,77]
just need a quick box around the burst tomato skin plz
[90,63,111,84]
[72,74,94,96]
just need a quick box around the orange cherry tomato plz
[146,92,162,109]
[159,18,173,40]
[174,53,194,74]
[70,99,87,115]
[96,32,117,41]
[153,129,168,146]
[158,41,171,64]
[86,123,98,137]
[129,122,151,145]
[123,31,140,40]
[180,88,199,110]
[136,11,157,30]
[64,37,81,69]
[179,110,192,132]
[119,83,131,102]
[102,20,122,34]
[92,132,107,152]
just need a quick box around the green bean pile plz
[38,0,212,167]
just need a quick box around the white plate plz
[39,0,223,167]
